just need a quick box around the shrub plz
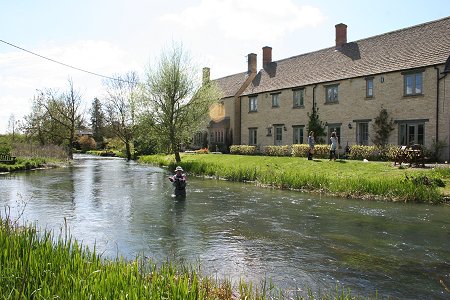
[229,145,257,155]
[196,148,209,154]
[263,145,290,156]
[349,145,379,160]
[78,136,97,152]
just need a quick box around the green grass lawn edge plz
[139,153,450,204]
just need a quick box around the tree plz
[140,43,222,162]
[90,98,106,148]
[24,79,84,158]
[307,101,326,143]
[372,108,394,147]
[103,72,139,160]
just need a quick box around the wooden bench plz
[0,154,16,164]
[393,145,425,167]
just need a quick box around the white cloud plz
[159,0,325,42]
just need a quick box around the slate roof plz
[213,16,450,97]
[213,72,251,98]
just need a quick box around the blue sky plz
[1,0,449,133]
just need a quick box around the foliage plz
[196,148,209,154]
[77,135,97,152]
[263,145,291,156]
[103,72,140,161]
[348,145,379,160]
[229,145,257,155]
[372,108,394,147]
[0,138,12,155]
[11,142,68,160]
[22,79,84,159]
[307,102,326,144]
[89,97,107,148]
[139,42,222,163]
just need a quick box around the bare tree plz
[24,79,84,159]
[140,42,222,162]
[103,72,139,160]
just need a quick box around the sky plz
[1,0,449,134]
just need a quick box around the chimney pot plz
[262,46,272,69]
[335,23,347,47]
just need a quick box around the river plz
[0,154,449,299]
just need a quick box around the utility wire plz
[0,39,132,83]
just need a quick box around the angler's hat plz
[175,166,183,172]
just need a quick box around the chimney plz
[248,53,257,74]
[335,23,347,48]
[262,46,272,69]
[202,67,210,85]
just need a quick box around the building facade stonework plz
[207,17,450,161]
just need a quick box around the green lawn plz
[139,153,450,203]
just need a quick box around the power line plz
[0,39,132,83]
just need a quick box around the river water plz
[0,154,449,299]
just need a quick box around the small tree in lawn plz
[307,101,326,143]
[140,42,222,163]
[372,108,394,147]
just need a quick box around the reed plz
[139,154,448,203]
[0,215,366,299]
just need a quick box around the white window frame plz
[249,96,258,112]
[249,128,257,145]
[271,93,280,107]
[293,126,304,144]
[403,72,423,96]
[293,89,304,107]
[325,85,339,103]
[366,77,374,98]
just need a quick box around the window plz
[366,78,374,98]
[274,126,283,145]
[293,89,304,107]
[357,123,369,145]
[249,128,257,145]
[327,125,341,144]
[404,72,423,96]
[271,93,280,107]
[249,96,258,112]
[399,122,424,146]
[293,126,304,144]
[326,85,339,103]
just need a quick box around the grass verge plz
[139,154,450,204]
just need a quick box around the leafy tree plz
[307,101,326,143]
[372,108,394,147]
[103,72,140,160]
[140,43,222,162]
[90,98,106,148]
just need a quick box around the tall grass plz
[0,214,366,299]
[139,154,448,203]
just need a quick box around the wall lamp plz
[348,123,353,129]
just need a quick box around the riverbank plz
[0,215,359,299]
[139,153,450,204]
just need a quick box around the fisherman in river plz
[168,166,187,197]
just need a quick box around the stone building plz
[204,17,450,161]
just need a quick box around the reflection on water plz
[0,154,449,299]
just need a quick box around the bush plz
[77,136,97,152]
[195,148,209,154]
[263,145,290,156]
[230,145,257,155]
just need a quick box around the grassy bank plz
[0,157,64,173]
[139,154,450,203]
[0,216,362,300]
